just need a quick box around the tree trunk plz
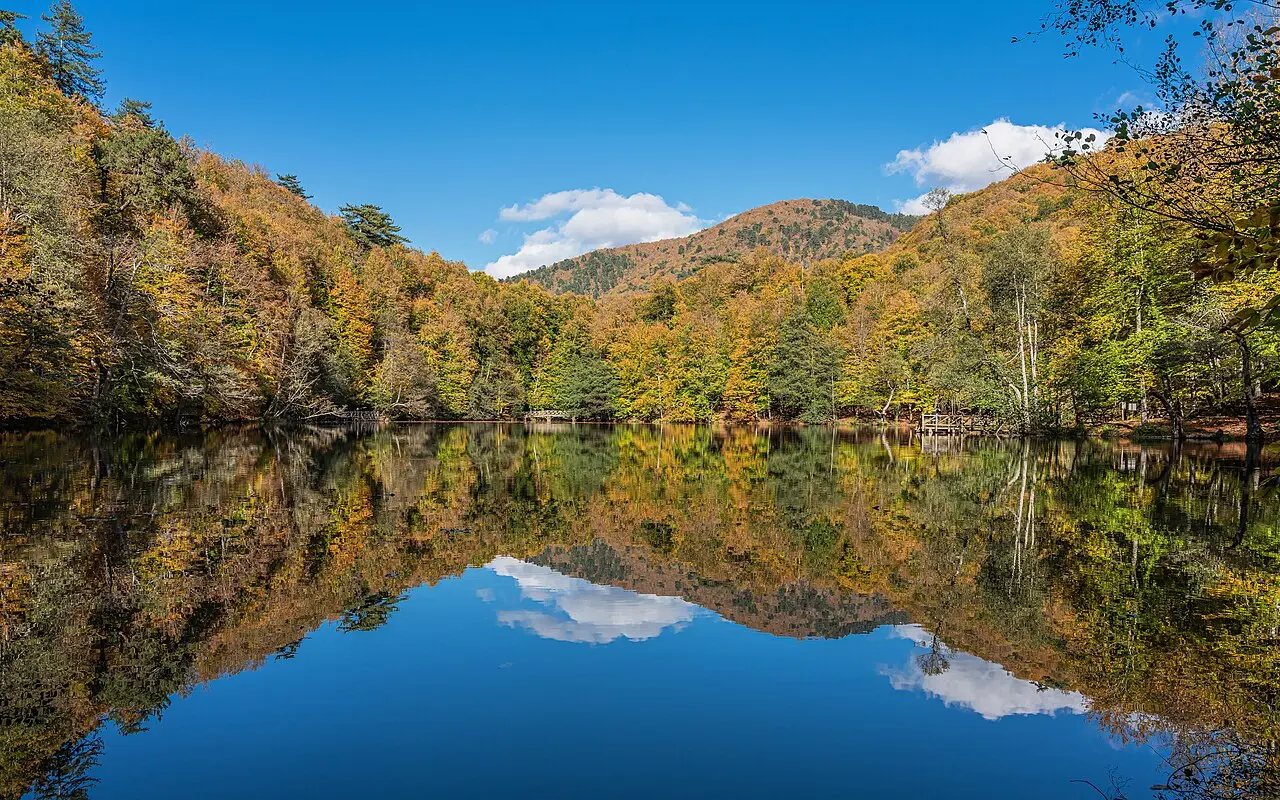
[1235,333,1264,445]
[1135,285,1149,424]
[1150,380,1184,441]
[880,387,895,422]
[1016,290,1031,431]
[1232,442,1259,549]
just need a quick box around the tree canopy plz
[339,203,408,249]
[0,9,25,46]
[275,173,310,200]
[34,0,103,104]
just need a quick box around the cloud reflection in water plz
[885,625,1088,721]
[486,556,699,644]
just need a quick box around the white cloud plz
[485,188,704,278]
[478,228,498,245]
[888,119,1112,214]
[1115,91,1143,108]
[884,625,1088,721]
[486,556,699,644]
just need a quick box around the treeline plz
[1,3,1276,436]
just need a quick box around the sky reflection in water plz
[7,425,1269,799]
[486,556,700,643]
[70,559,1163,800]
[486,558,1090,723]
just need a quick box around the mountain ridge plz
[507,198,918,298]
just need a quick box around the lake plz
[1,424,1276,799]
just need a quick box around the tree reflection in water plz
[0,424,1276,798]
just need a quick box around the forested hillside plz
[512,199,917,298]
[575,164,1276,435]
[1,2,1276,440]
[0,11,584,424]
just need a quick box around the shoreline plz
[2,414,1272,445]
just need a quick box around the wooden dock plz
[328,409,386,422]
[919,413,1003,435]
[526,410,576,422]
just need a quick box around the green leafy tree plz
[338,591,406,633]
[805,272,846,331]
[467,358,525,418]
[640,280,678,322]
[722,305,772,420]
[0,278,85,419]
[34,1,102,103]
[982,225,1058,429]
[339,203,408,249]
[28,733,102,800]
[1043,1,1280,446]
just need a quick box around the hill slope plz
[511,199,918,297]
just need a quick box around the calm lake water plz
[1,424,1276,799]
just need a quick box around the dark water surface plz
[1,424,1276,799]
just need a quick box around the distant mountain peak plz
[505,198,919,298]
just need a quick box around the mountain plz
[510,199,919,298]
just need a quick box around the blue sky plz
[15,1,1160,274]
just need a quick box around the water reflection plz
[885,625,1087,721]
[487,556,699,643]
[0,424,1276,798]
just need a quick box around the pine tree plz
[35,1,102,103]
[559,357,616,419]
[113,98,155,127]
[0,10,26,46]
[276,173,311,200]
[339,203,408,249]
[768,307,839,422]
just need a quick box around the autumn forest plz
[0,2,1277,444]
[2,2,1280,798]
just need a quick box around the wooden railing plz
[526,410,575,421]
[330,409,385,422]
[920,413,1002,434]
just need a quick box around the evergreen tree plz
[35,1,103,103]
[769,307,839,422]
[276,173,311,200]
[112,98,154,127]
[557,356,616,419]
[770,310,816,419]
[339,203,408,249]
[0,10,26,46]
[94,123,199,234]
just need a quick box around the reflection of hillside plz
[487,556,699,643]
[1,425,1277,798]
[532,541,906,639]
[885,626,1087,721]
